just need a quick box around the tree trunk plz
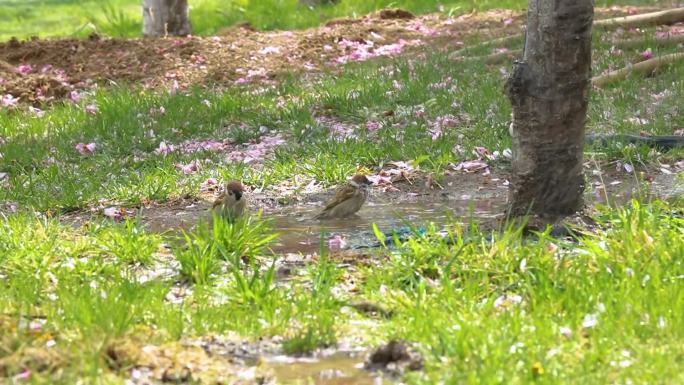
[142,0,191,37]
[505,0,594,217]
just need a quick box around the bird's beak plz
[234,191,242,201]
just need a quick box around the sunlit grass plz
[0,4,682,383]
[1,26,683,211]
[0,200,682,383]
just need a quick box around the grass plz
[0,0,676,41]
[0,200,682,383]
[1,23,683,212]
[1,2,683,384]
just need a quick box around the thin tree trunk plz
[142,0,191,37]
[505,0,594,217]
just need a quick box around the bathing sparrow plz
[314,174,372,220]
[212,180,247,221]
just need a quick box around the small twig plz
[592,52,684,87]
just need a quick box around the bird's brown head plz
[350,174,372,187]
[224,180,246,200]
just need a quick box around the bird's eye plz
[228,191,233,195]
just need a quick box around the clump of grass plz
[202,211,279,264]
[176,212,279,302]
[0,213,67,273]
[91,218,161,266]
[176,229,221,285]
[57,277,165,339]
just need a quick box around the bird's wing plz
[212,193,225,209]
[321,185,356,211]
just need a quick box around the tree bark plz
[142,0,191,37]
[505,0,594,217]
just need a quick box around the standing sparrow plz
[314,174,372,220]
[212,180,247,221]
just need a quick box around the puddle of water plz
[265,353,385,385]
[137,173,681,255]
[590,173,684,206]
[139,198,503,254]
[270,200,501,254]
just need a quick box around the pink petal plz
[15,64,33,75]
[103,207,121,219]
[85,104,98,115]
[328,235,347,250]
[1,94,19,107]
[3,202,18,213]
[547,243,559,253]
[14,370,31,381]
[366,174,392,186]
[155,141,174,155]
[69,90,82,103]
[175,160,200,174]
[452,160,489,172]
[170,80,180,94]
[75,142,96,155]
[366,121,381,132]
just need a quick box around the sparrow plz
[212,180,247,221]
[314,174,372,220]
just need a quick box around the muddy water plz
[265,353,386,385]
[141,198,503,254]
[138,171,681,255]
[588,173,684,206]
[269,199,501,254]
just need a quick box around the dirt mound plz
[0,8,525,105]
[377,8,415,20]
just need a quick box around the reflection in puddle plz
[265,353,385,385]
